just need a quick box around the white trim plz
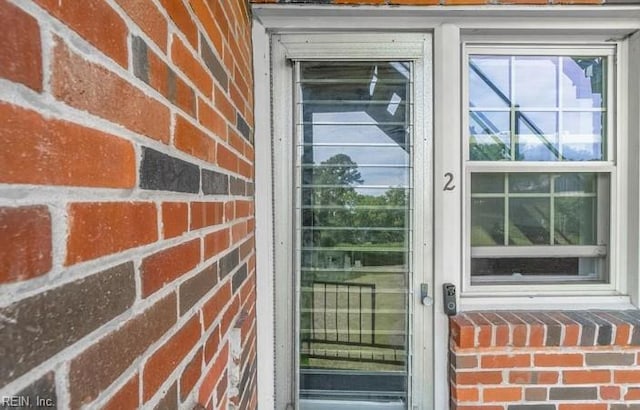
[253,20,276,410]
[270,32,432,409]
[460,295,634,311]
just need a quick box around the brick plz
[202,169,229,195]
[141,239,201,297]
[451,386,479,402]
[232,264,248,293]
[0,0,42,90]
[466,312,492,348]
[200,33,228,90]
[534,353,583,367]
[565,311,597,346]
[180,348,203,402]
[15,372,56,408]
[171,35,212,96]
[508,406,554,410]
[236,113,252,142]
[159,0,197,48]
[0,206,51,284]
[0,263,135,387]
[215,84,235,123]
[484,387,521,402]
[549,386,597,400]
[69,293,176,408]
[35,0,127,66]
[231,221,247,244]
[558,405,607,410]
[219,248,239,280]
[190,201,224,230]
[450,315,475,349]
[548,312,580,346]
[198,97,227,139]
[217,143,239,173]
[230,176,246,196]
[524,387,547,401]
[102,373,139,410]
[66,202,157,265]
[189,0,223,55]
[626,387,640,400]
[115,0,167,51]
[600,385,621,400]
[611,405,640,410]
[153,382,177,410]
[162,202,189,239]
[0,103,136,188]
[175,114,216,162]
[225,201,235,222]
[563,369,610,384]
[140,147,200,193]
[132,35,150,83]
[180,263,218,315]
[202,282,231,328]
[238,158,253,179]
[143,315,201,402]
[52,39,170,143]
[199,343,228,405]
[204,229,230,260]
[204,326,220,363]
[169,69,197,116]
[614,370,640,383]
[481,354,530,368]
[509,371,558,384]
[455,371,503,385]
[586,352,635,366]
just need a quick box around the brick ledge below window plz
[450,310,640,349]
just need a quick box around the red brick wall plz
[0,0,256,409]
[450,312,640,410]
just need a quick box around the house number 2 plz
[443,173,455,191]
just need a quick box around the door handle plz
[420,283,433,306]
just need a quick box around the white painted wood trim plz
[253,20,276,410]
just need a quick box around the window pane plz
[469,111,510,160]
[561,57,606,109]
[555,197,596,245]
[509,198,550,245]
[514,56,559,108]
[470,172,609,283]
[469,56,510,108]
[561,112,604,161]
[471,198,505,246]
[516,112,559,161]
[468,53,609,162]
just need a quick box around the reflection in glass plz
[298,62,411,406]
[561,57,605,108]
[561,112,603,161]
[470,173,608,282]
[516,112,558,161]
[468,54,607,162]
[515,56,559,108]
[469,111,510,160]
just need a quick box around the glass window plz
[466,48,613,286]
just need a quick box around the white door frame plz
[265,32,433,409]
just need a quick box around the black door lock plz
[443,283,457,316]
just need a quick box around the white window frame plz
[252,7,640,410]
[462,43,618,294]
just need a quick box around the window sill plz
[450,309,640,349]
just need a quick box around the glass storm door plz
[295,61,414,409]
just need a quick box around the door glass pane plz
[297,61,411,408]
